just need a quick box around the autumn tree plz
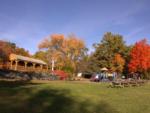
[0,40,16,62]
[38,34,87,73]
[38,34,66,71]
[89,32,127,72]
[113,53,125,73]
[0,40,30,63]
[128,39,150,78]
[15,47,30,57]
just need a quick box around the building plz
[9,53,48,72]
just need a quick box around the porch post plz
[10,60,13,70]
[40,64,43,70]
[33,63,36,70]
[25,61,28,70]
[46,65,48,71]
[15,60,18,70]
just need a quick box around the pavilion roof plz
[9,53,47,65]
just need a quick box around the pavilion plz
[9,54,48,72]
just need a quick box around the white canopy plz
[101,67,108,71]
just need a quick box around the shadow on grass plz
[0,80,119,113]
[0,89,119,113]
[0,80,44,88]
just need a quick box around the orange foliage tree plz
[15,48,30,57]
[113,53,125,73]
[0,40,15,62]
[128,39,150,73]
[0,40,30,62]
[38,34,87,73]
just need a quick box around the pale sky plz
[0,0,150,54]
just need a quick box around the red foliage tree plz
[52,70,68,80]
[128,39,150,72]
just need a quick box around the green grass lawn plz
[0,80,150,113]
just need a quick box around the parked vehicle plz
[90,72,115,82]
[90,73,101,82]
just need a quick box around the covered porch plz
[9,54,48,72]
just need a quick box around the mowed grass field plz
[0,80,150,113]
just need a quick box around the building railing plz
[0,62,10,70]
[0,62,49,72]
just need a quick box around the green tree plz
[89,32,127,73]
[33,51,48,62]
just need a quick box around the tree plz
[15,47,30,57]
[75,53,89,73]
[89,32,127,72]
[0,40,16,62]
[38,34,87,73]
[0,40,30,62]
[33,51,48,63]
[113,53,125,73]
[128,39,150,74]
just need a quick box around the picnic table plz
[110,79,146,88]
[137,80,145,86]
[121,81,130,87]
[129,81,139,87]
[111,81,124,88]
